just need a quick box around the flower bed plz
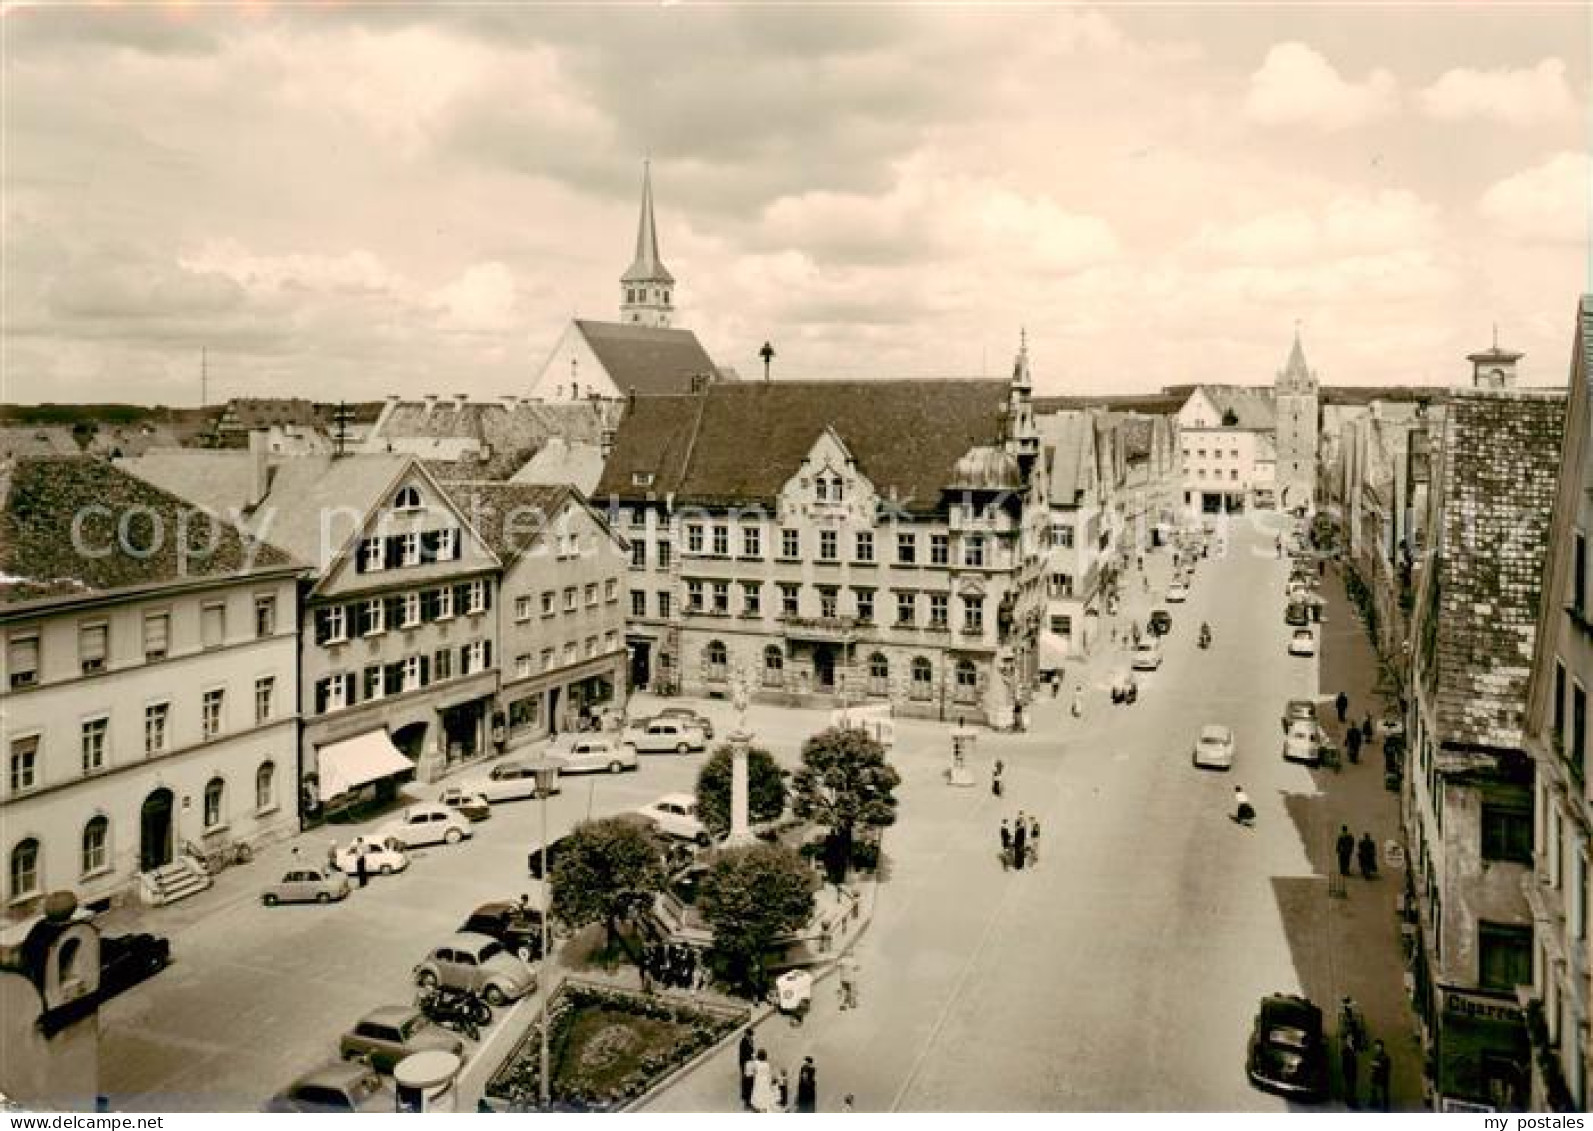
[484,980,747,1111]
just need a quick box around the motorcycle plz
[417,985,493,1041]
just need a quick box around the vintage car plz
[1246,993,1330,1103]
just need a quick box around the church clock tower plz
[620,161,675,328]
[1274,327,1320,514]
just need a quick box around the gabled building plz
[1176,384,1277,513]
[1406,389,1567,1112]
[595,343,1044,726]
[1522,297,1593,1112]
[1038,410,1109,660]
[2,457,303,915]
[362,394,621,482]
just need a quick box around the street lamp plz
[531,761,560,1108]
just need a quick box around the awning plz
[317,730,414,802]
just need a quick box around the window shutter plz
[355,541,368,574]
[385,661,404,691]
[459,644,470,673]
[314,609,330,646]
[419,655,431,687]
[144,614,170,656]
[342,673,356,702]
[420,530,439,563]
[483,639,492,668]
[453,527,464,560]
[482,583,493,612]
[385,595,404,630]
[314,678,329,714]
[454,583,470,612]
[385,535,401,570]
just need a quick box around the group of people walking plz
[739,1032,819,1113]
[1337,998,1392,1110]
[999,813,1041,871]
[640,940,704,994]
[1335,825,1380,880]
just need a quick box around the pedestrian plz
[1137,554,1144,572]
[1368,1040,1391,1111]
[1335,691,1349,723]
[1341,1033,1359,1108]
[776,1068,791,1111]
[999,820,1012,871]
[838,954,859,1010]
[355,845,369,889]
[739,1032,756,1110]
[992,759,1004,798]
[750,1050,776,1113]
[1071,685,1084,719]
[1131,622,1141,647]
[1336,826,1355,876]
[841,1094,855,1113]
[1012,815,1028,871]
[1050,671,1062,698]
[1233,786,1255,826]
[1028,816,1041,866]
[1361,713,1373,743]
[796,1056,817,1113]
[1346,725,1362,764]
[1357,832,1378,879]
[326,838,338,870]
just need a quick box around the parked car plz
[1166,581,1190,603]
[1284,601,1310,627]
[654,706,715,739]
[1288,628,1317,657]
[1192,724,1235,770]
[636,793,710,845]
[1148,608,1173,636]
[262,866,350,907]
[458,758,561,803]
[413,932,536,1006]
[1282,699,1320,731]
[98,932,171,1003]
[626,718,709,755]
[547,736,638,775]
[1245,993,1329,1102]
[1130,640,1163,671]
[1110,669,1138,704]
[437,787,492,822]
[1282,720,1321,766]
[339,1005,464,1075]
[266,1061,390,1113]
[334,835,410,877]
[376,804,473,849]
[460,901,544,961]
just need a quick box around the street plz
[95,518,1416,1112]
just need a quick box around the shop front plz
[1433,986,1529,1111]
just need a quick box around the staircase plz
[138,859,212,907]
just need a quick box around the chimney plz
[628,386,637,412]
[500,395,519,410]
[422,394,439,416]
[248,429,270,509]
[689,372,710,394]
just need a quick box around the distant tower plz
[1274,326,1320,513]
[1467,328,1523,390]
[620,161,675,328]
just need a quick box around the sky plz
[2,3,1589,405]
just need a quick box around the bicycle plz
[183,839,254,875]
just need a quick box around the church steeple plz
[620,161,675,328]
[1277,325,1316,393]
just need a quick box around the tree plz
[549,816,667,954]
[696,842,816,996]
[695,744,787,837]
[790,726,901,883]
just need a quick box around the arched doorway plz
[391,722,428,762]
[813,645,836,690]
[140,788,174,872]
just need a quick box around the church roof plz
[621,162,673,285]
[574,320,723,397]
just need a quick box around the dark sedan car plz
[1148,608,1173,636]
[460,901,545,961]
[99,932,171,1004]
[1246,993,1329,1103]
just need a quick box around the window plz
[317,673,352,712]
[687,524,704,554]
[436,528,458,561]
[564,587,578,612]
[687,580,705,613]
[400,592,420,629]
[819,587,839,619]
[10,839,40,901]
[763,645,784,686]
[910,656,933,700]
[436,587,454,621]
[868,653,889,696]
[7,633,39,689]
[403,655,423,692]
[632,590,647,617]
[964,536,985,568]
[1049,523,1074,549]
[515,595,532,622]
[706,640,728,680]
[780,583,800,617]
[563,642,578,666]
[929,593,949,629]
[855,588,875,622]
[201,602,226,649]
[203,777,225,831]
[962,595,984,634]
[712,525,729,556]
[82,816,108,876]
[781,529,800,559]
[605,631,618,652]
[9,736,38,794]
[585,583,599,607]
[605,578,618,602]
[816,475,828,502]
[400,532,420,567]
[515,654,533,679]
[1555,660,1567,738]
[1230,469,1239,481]
[631,540,647,569]
[256,762,276,811]
[830,475,844,503]
[897,591,916,626]
[1576,531,1587,617]
[742,526,762,558]
[1478,922,1532,991]
[819,530,838,561]
[253,677,275,724]
[467,580,486,614]
[394,485,422,510]
[145,703,169,754]
[143,613,169,661]
[955,659,978,702]
[79,623,108,675]
[628,507,645,529]
[897,532,918,564]
[1481,804,1531,863]
[712,581,730,615]
[1576,682,1588,785]
[658,591,672,619]
[743,582,762,617]
[362,538,384,573]
[255,596,277,638]
[361,597,385,637]
[930,534,949,565]
[81,717,108,774]
[855,531,874,563]
[202,689,225,739]
[541,648,555,672]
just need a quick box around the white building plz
[1176,386,1277,513]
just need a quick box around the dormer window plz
[816,478,828,502]
[632,473,655,488]
[394,485,422,511]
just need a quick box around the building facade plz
[1176,386,1277,513]
[1038,410,1111,661]
[2,458,302,917]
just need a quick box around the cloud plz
[1244,42,1397,131]
[1477,151,1591,243]
[1419,58,1575,126]
[1194,190,1439,264]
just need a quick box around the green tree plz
[695,744,788,837]
[696,842,816,996]
[790,726,901,883]
[549,816,667,954]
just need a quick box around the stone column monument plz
[725,669,754,847]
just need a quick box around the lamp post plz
[532,761,559,1108]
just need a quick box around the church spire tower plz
[620,160,675,328]
[1274,323,1320,513]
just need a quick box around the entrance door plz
[140,788,174,872]
[629,642,652,691]
[814,645,836,690]
[548,687,562,736]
